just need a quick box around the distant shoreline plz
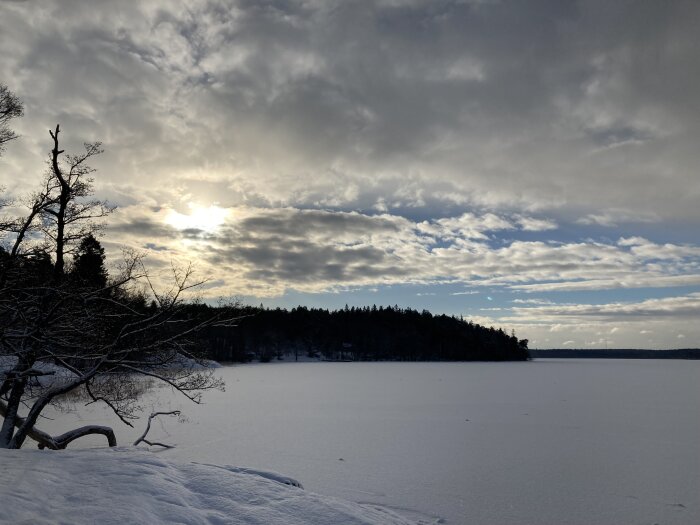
[530,349,700,359]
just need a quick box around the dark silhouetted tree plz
[40,125,114,280]
[70,233,107,289]
[0,83,23,154]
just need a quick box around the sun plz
[166,204,229,233]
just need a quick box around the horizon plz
[1,1,699,349]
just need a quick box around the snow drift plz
[0,447,415,525]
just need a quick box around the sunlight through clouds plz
[166,204,229,234]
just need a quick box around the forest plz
[197,304,530,363]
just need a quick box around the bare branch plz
[133,410,181,448]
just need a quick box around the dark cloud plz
[230,208,402,240]
[108,217,177,239]
[144,242,169,252]
[206,209,413,285]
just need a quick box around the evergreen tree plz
[70,234,107,289]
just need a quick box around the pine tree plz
[70,234,107,289]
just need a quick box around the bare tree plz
[0,83,23,154]
[42,125,115,279]
[0,83,25,247]
[1,95,228,449]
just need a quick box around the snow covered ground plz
[7,359,699,524]
[0,447,415,525]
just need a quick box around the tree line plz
[196,304,530,362]
[530,349,700,359]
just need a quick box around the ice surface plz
[33,359,700,524]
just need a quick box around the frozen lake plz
[44,359,699,524]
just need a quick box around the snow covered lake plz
[39,359,700,524]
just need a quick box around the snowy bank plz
[0,355,79,390]
[0,447,415,525]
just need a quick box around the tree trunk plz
[0,398,116,449]
[54,200,66,279]
[49,124,68,280]
[0,379,26,447]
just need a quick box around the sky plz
[1,0,699,349]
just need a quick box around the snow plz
[0,355,78,388]
[0,447,415,525]
[150,360,698,525]
[10,359,700,524]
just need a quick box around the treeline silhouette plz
[196,305,530,362]
[2,236,529,364]
[530,349,700,359]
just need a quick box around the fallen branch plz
[133,410,181,448]
[42,426,116,450]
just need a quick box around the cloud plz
[494,293,700,348]
[617,237,650,247]
[577,210,660,228]
[2,0,700,349]
[421,212,516,240]
[511,275,700,293]
[510,293,700,321]
[515,216,558,232]
[1,0,699,223]
[512,298,555,305]
[99,204,700,299]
